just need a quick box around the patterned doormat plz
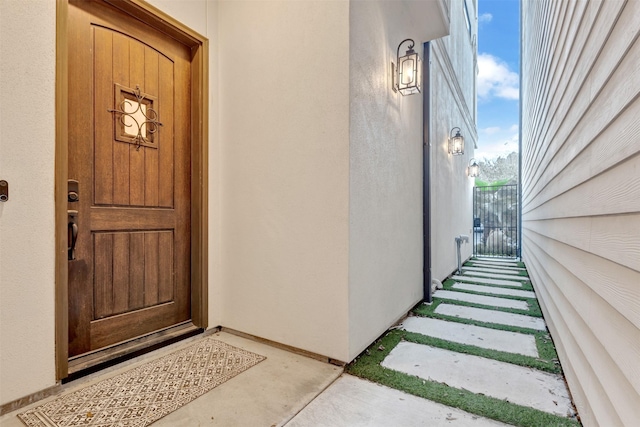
[18,337,266,427]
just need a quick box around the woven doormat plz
[19,338,266,427]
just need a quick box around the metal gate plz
[473,184,519,257]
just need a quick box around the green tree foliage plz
[475,152,518,186]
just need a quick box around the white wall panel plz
[0,0,57,405]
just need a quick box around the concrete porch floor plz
[0,331,342,427]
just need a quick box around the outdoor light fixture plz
[392,39,421,95]
[468,158,480,177]
[449,127,465,155]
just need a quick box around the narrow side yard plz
[343,257,581,427]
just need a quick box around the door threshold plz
[66,322,202,382]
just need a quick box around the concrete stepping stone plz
[452,283,536,299]
[435,303,547,331]
[463,266,523,275]
[433,290,528,310]
[401,316,538,357]
[382,342,574,417]
[286,375,509,427]
[467,261,526,271]
[463,271,530,282]
[469,261,523,269]
[475,257,519,264]
[451,275,524,288]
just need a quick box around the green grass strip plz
[401,326,561,374]
[431,296,541,317]
[466,259,527,270]
[454,275,534,291]
[464,268,531,279]
[440,279,542,317]
[410,300,560,372]
[443,280,536,302]
[414,300,545,335]
[346,331,579,427]
[430,283,542,318]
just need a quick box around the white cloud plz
[476,133,519,160]
[482,126,501,135]
[509,124,519,132]
[478,53,519,101]
[479,13,493,23]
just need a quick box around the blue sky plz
[475,0,520,160]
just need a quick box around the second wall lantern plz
[393,39,421,96]
[449,127,465,155]
[468,158,480,177]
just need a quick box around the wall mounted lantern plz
[392,39,421,96]
[468,158,480,177]
[448,127,465,155]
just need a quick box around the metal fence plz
[473,184,519,257]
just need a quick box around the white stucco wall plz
[0,0,57,405]
[217,0,351,361]
[347,1,426,360]
[429,0,477,282]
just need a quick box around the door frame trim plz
[55,0,209,380]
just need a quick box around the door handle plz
[68,210,78,260]
[68,179,80,260]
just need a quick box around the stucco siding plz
[430,0,478,282]
[218,0,351,362]
[521,1,640,425]
[347,0,471,360]
[0,0,57,405]
[347,0,425,360]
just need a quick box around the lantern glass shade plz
[468,159,480,177]
[449,128,465,155]
[395,40,421,96]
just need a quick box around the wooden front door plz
[67,0,192,359]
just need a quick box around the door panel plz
[92,230,174,319]
[68,0,191,358]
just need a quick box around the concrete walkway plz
[287,257,578,426]
[1,259,577,427]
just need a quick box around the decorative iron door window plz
[109,83,162,149]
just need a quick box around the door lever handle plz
[68,210,78,260]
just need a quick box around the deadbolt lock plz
[0,180,8,202]
[68,179,79,202]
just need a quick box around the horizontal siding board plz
[522,0,616,190]
[525,214,640,272]
[526,5,560,160]
[523,154,640,220]
[525,246,628,426]
[524,97,640,213]
[525,235,640,400]
[524,34,640,211]
[530,2,640,203]
[524,228,640,330]
[529,0,567,141]
[524,32,640,210]
[543,0,589,143]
